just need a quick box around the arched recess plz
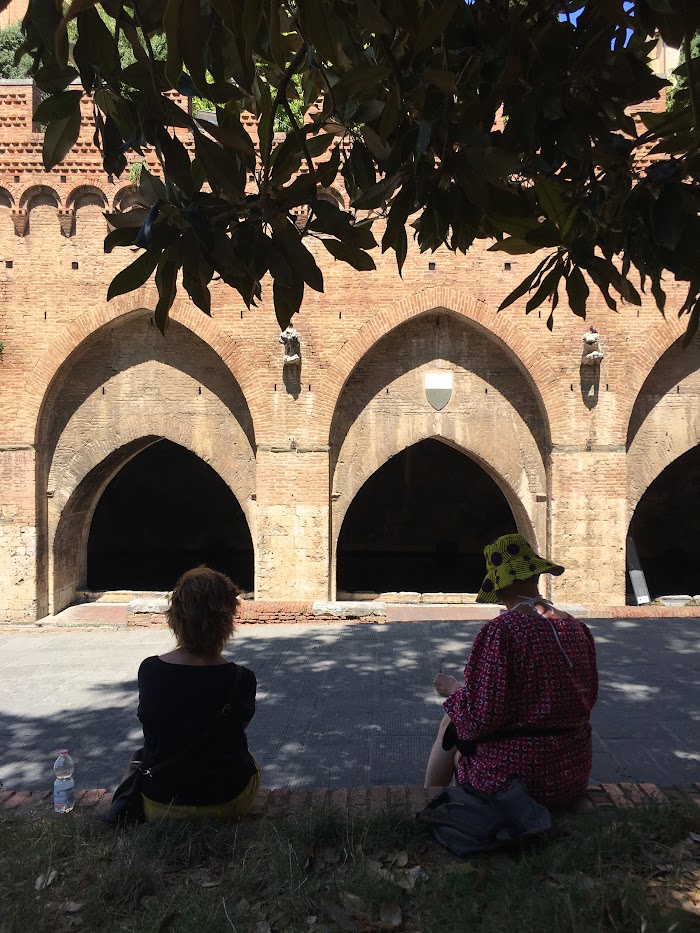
[19,184,61,211]
[112,185,142,212]
[54,438,254,606]
[626,335,700,599]
[627,335,700,520]
[316,286,557,448]
[66,185,108,234]
[66,185,108,211]
[337,438,518,595]
[36,309,256,616]
[330,310,549,596]
[627,446,700,599]
[0,186,13,208]
[15,288,264,444]
[20,184,61,236]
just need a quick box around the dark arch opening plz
[87,440,254,592]
[628,445,700,600]
[336,439,517,595]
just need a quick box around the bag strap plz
[141,663,242,779]
[442,719,577,757]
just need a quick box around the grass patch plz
[0,799,698,932]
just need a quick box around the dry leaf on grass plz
[340,893,369,918]
[62,902,82,914]
[365,859,391,881]
[35,869,58,891]
[385,852,409,868]
[186,868,220,888]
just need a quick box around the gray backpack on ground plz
[417,778,551,856]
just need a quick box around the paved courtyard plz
[0,618,698,793]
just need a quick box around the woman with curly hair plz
[137,566,260,820]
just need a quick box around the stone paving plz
[0,618,698,794]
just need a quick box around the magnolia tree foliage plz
[10,0,700,342]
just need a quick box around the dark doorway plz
[87,440,254,592]
[336,439,516,594]
[628,445,700,600]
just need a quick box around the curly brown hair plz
[166,567,240,657]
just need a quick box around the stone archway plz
[85,440,254,593]
[627,335,700,520]
[330,311,549,597]
[628,445,700,600]
[626,335,700,600]
[336,438,518,596]
[36,310,256,616]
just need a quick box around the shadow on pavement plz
[0,618,698,792]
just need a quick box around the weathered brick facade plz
[0,75,698,622]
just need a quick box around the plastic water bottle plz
[53,749,75,813]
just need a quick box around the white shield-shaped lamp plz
[425,372,452,411]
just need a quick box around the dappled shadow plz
[0,619,698,793]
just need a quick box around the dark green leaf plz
[273,276,304,330]
[652,183,683,250]
[34,90,82,124]
[157,126,193,197]
[154,251,181,334]
[194,131,244,200]
[33,64,79,94]
[274,221,324,293]
[318,145,341,187]
[488,237,539,255]
[107,250,159,301]
[139,169,167,207]
[305,133,335,158]
[103,227,140,253]
[351,173,401,210]
[414,0,459,52]
[42,107,81,171]
[321,239,376,271]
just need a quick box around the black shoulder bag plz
[104,667,241,826]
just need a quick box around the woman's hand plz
[434,672,460,697]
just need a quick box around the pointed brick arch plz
[626,333,700,520]
[13,287,266,445]
[50,429,255,614]
[620,316,695,449]
[315,286,558,447]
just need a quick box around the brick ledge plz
[1,783,698,818]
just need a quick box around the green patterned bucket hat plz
[476,534,565,603]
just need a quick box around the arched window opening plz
[87,439,254,592]
[336,439,516,596]
[628,445,700,601]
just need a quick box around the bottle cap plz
[59,749,68,755]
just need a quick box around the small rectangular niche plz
[5,260,12,269]
[71,261,79,270]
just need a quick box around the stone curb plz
[2,783,698,819]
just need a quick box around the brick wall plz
[0,82,698,620]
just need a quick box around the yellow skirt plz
[142,760,261,822]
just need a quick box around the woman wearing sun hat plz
[425,534,598,809]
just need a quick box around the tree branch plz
[683,33,700,145]
[282,96,315,175]
[130,0,159,95]
[261,44,307,199]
